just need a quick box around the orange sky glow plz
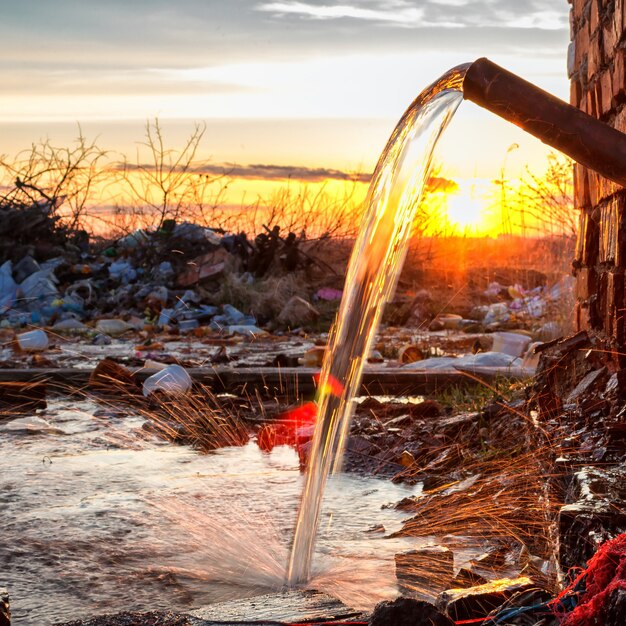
[0,1,573,238]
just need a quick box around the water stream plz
[287,64,470,584]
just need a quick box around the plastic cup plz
[16,329,49,352]
[142,364,192,397]
[491,331,531,357]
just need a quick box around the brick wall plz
[570,0,626,353]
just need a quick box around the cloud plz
[256,0,568,30]
[119,162,372,183]
[0,64,250,98]
[204,163,371,182]
[117,161,460,191]
[256,1,425,25]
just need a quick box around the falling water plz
[287,64,471,585]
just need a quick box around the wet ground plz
[0,397,450,626]
[0,326,490,371]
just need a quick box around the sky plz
[0,0,572,229]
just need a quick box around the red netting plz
[559,533,626,625]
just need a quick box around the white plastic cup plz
[142,364,192,397]
[16,329,49,352]
[491,331,531,357]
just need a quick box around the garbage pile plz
[0,213,325,336]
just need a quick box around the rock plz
[277,296,320,328]
[369,597,453,626]
[558,501,626,570]
[450,568,489,588]
[366,524,386,533]
[0,588,9,626]
[395,546,454,598]
[436,576,534,622]
[91,333,112,346]
[565,367,608,405]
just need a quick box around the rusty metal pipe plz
[463,57,626,188]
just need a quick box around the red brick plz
[575,164,591,208]
[613,49,626,101]
[576,267,597,300]
[576,301,592,332]
[599,197,620,264]
[571,78,582,106]
[597,175,621,202]
[588,33,604,76]
[590,0,600,33]
[586,88,598,116]
[615,0,625,34]
[615,107,626,134]
[589,170,600,206]
[575,22,591,67]
[603,19,619,57]
[574,0,589,19]
[600,68,614,113]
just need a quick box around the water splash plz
[287,64,470,585]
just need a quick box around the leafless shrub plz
[0,127,108,233]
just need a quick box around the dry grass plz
[203,272,312,321]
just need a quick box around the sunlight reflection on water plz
[0,399,421,625]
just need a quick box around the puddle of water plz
[0,399,421,625]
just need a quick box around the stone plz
[450,568,489,589]
[369,597,453,626]
[395,546,454,598]
[0,588,9,626]
[566,367,608,404]
[558,467,626,570]
[277,296,320,328]
[436,576,534,622]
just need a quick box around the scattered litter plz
[95,319,134,337]
[143,364,193,397]
[16,329,49,352]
